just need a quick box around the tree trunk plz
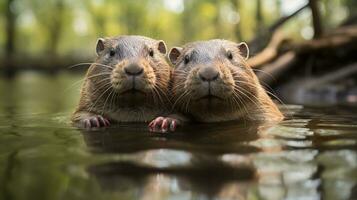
[48,0,64,57]
[84,1,105,36]
[249,2,309,54]
[214,1,222,38]
[256,0,264,34]
[231,0,243,41]
[309,0,323,39]
[275,0,282,17]
[4,0,16,78]
[182,1,195,42]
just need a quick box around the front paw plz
[148,117,179,133]
[80,115,111,128]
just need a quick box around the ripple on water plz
[251,149,320,200]
[315,129,357,136]
[318,150,357,200]
[0,77,357,200]
[113,149,193,168]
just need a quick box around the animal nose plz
[124,63,144,76]
[198,67,219,82]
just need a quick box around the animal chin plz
[119,88,146,96]
[113,76,154,95]
[196,94,223,101]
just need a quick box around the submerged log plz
[278,62,357,105]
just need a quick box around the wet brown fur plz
[170,39,283,123]
[72,36,171,124]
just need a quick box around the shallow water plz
[0,72,356,200]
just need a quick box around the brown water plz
[0,72,356,200]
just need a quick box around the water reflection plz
[81,124,257,199]
[319,150,357,200]
[0,73,356,200]
[81,122,261,154]
[252,150,319,200]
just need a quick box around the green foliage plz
[0,0,354,59]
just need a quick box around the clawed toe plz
[149,117,179,133]
[82,116,111,129]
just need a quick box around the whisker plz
[233,84,265,113]
[172,89,190,111]
[109,89,117,113]
[88,84,113,113]
[63,73,111,93]
[152,86,165,106]
[185,95,192,113]
[101,88,115,115]
[90,82,112,96]
[87,73,112,80]
[233,79,289,115]
[252,68,277,82]
[155,85,170,104]
[231,91,248,125]
[68,62,114,69]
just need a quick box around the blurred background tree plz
[0,0,356,107]
[0,0,356,71]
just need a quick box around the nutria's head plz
[169,39,260,116]
[87,36,171,106]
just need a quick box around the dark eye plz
[109,50,115,57]
[149,49,154,57]
[227,51,233,60]
[184,55,190,64]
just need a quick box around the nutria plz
[149,39,283,132]
[72,35,171,128]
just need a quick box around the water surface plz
[0,72,356,200]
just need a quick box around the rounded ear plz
[237,42,249,60]
[157,40,167,55]
[96,38,105,56]
[169,47,182,65]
